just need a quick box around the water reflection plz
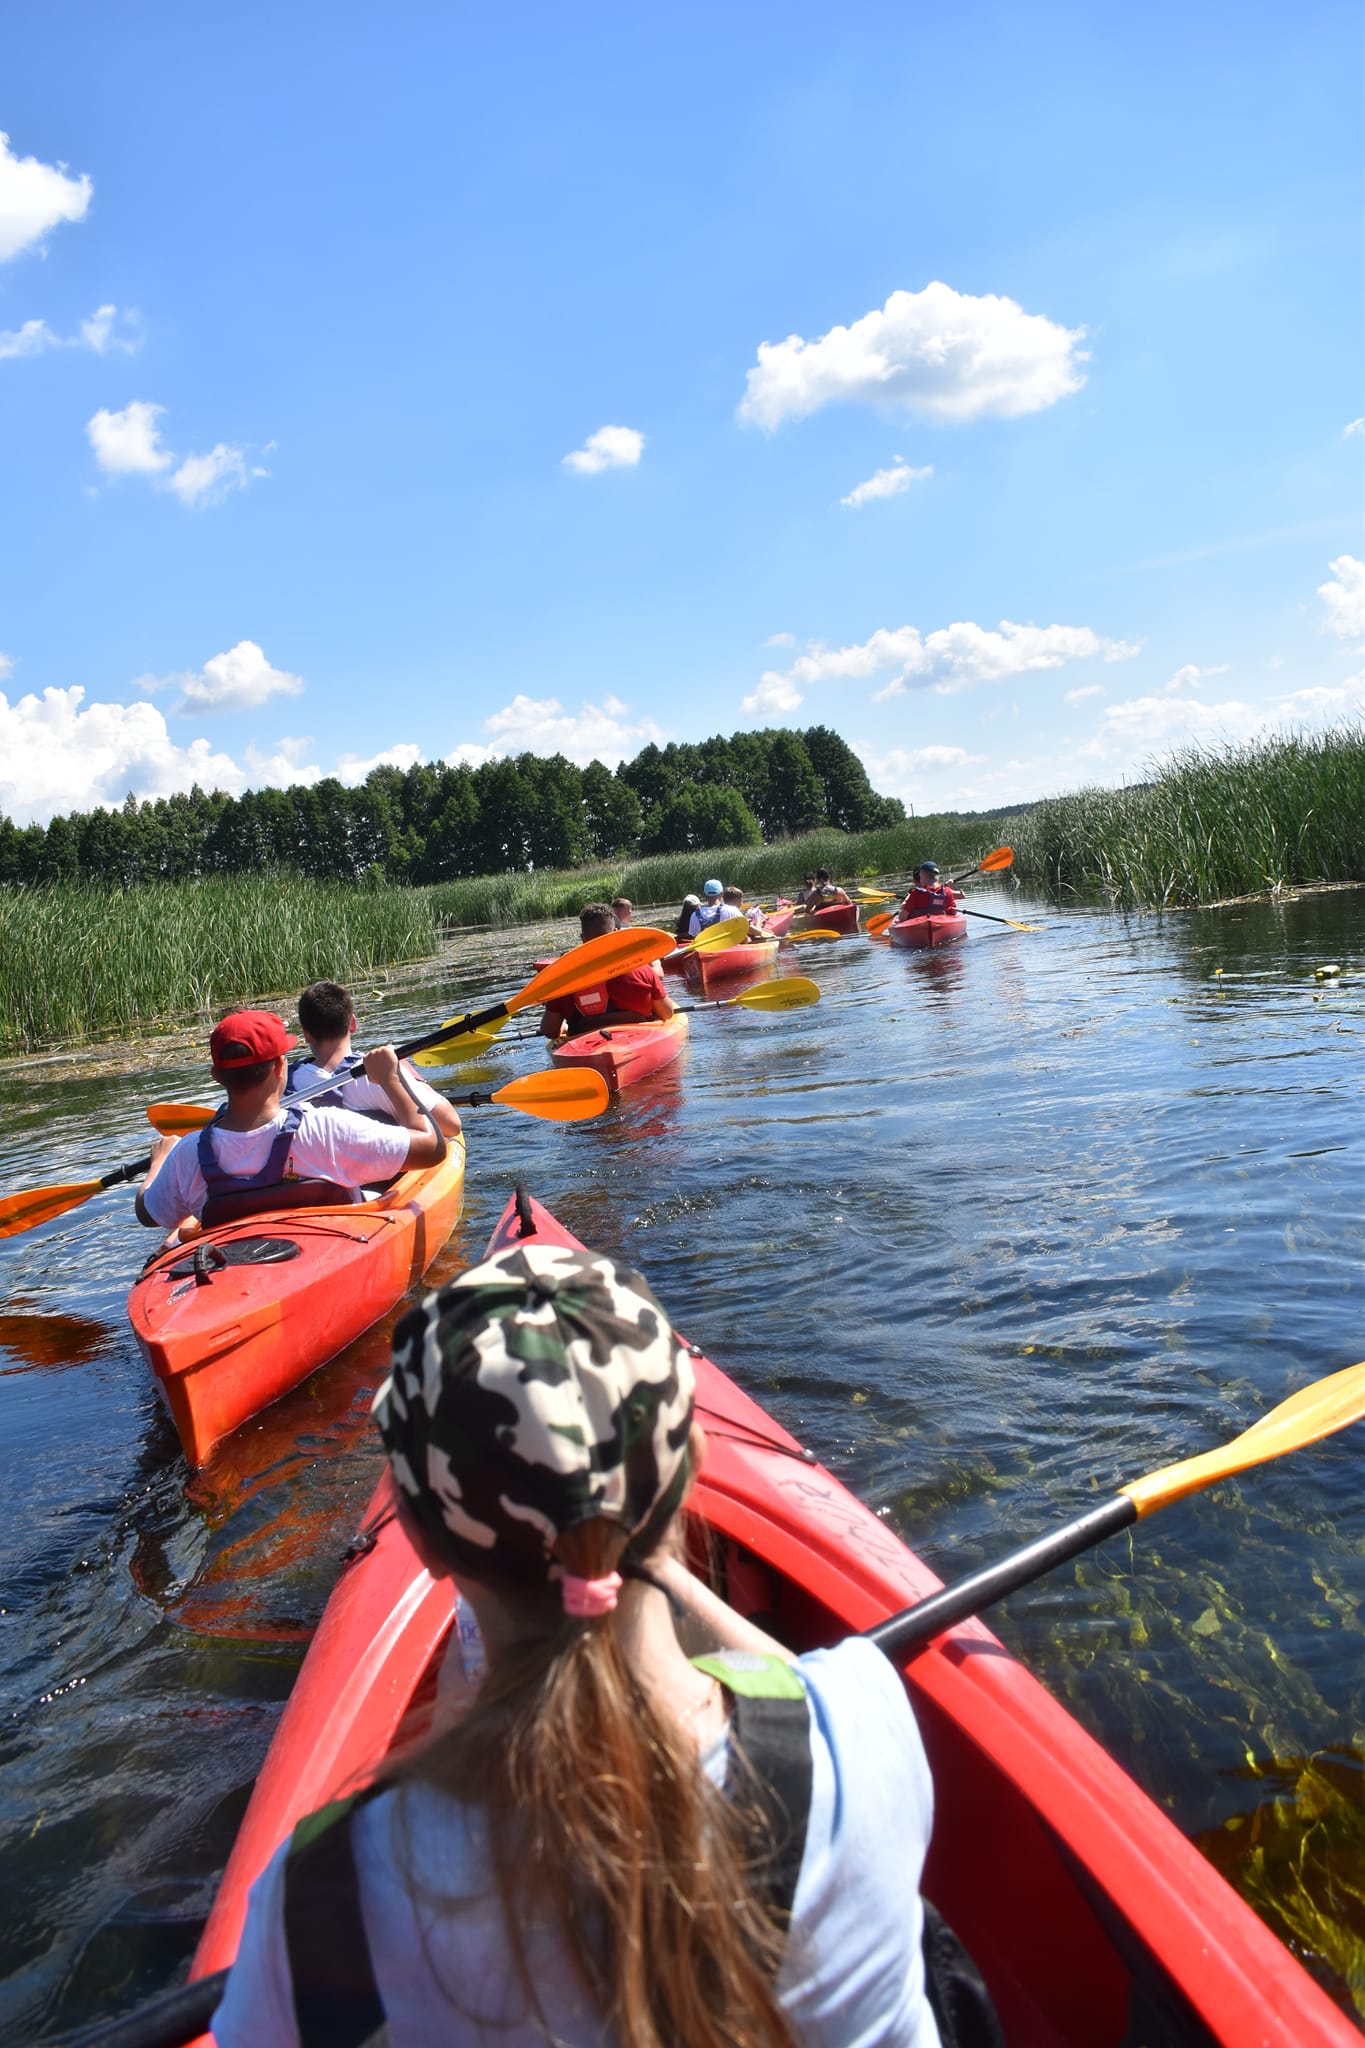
[0,887,1363,2037]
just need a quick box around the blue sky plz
[0,1,1360,827]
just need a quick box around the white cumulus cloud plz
[168,641,305,715]
[741,672,806,719]
[1065,683,1104,704]
[1163,662,1230,692]
[563,424,644,473]
[841,459,933,509]
[852,742,974,811]
[241,736,323,788]
[752,616,1138,715]
[168,443,249,507]
[740,282,1086,430]
[449,693,666,770]
[0,303,139,359]
[336,743,426,783]
[1345,419,1364,437]
[0,132,91,263]
[1318,555,1364,641]
[0,685,246,826]
[1274,674,1365,720]
[764,630,796,648]
[87,399,172,474]
[86,400,260,507]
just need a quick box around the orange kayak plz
[768,900,860,936]
[550,1011,688,1091]
[127,1138,467,1468]
[888,913,968,948]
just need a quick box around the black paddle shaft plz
[864,1494,1138,1661]
[396,1002,507,1060]
[54,1968,227,2048]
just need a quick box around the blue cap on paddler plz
[373,1244,696,1613]
[703,879,723,897]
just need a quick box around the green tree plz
[640,781,761,854]
[583,761,642,857]
[761,732,825,837]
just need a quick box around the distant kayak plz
[769,900,860,937]
[127,1139,467,1468]
[887,913,968,949]
[683,936,779,989]
[549,1011,688,1091]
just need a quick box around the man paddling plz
[897,862,959,919]
[135,1010,447,1238]
[540,905,675,1040]
[288,980,462,1136]
[686,877,745,938]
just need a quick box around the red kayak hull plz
[187,1191,1357,2047]
[549,1011,688,1090]
[127,1141,466,1468]
[683,937,779,989]
[768,900,860,937]
[888,912,968,948]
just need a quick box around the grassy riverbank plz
[1008,728,1365,907]
[0,876,435,1056]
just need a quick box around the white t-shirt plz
[687,902,746,938]
[141,1106,413,1229]
[288,1055,445,1121]
[212,1638,940,2048]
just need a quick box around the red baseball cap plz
[209,1010,297,1069]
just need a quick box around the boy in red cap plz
[135,1009,449,1237]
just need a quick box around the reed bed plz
[1009,728,1365,907]
[0,876,434,1055]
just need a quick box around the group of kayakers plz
[123,869,993,2045]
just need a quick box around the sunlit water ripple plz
[1,883,1363,2038]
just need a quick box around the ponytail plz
[391,1518,799,2048]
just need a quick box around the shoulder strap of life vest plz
[693,1650,813,1930]
[195,1102,304,1197]
[284,1052,364,1110]
[283,1788,389,2048]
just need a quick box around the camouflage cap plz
[373,1243,696,1586]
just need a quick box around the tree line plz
[0,726,904,888]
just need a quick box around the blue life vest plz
[284,1053,364,1111]
[197,1102,305,1200]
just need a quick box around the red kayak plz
[684,936,779,990]
[184,1191,1356,2048]
[888,912,968,948]
[768,900,860,937]
[128,1141,467,1468]
[549,1011,688,1091]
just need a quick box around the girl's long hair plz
[389,1517,800,2048]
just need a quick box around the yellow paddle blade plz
[489,1070,609,1120]
[852,889,895,902]
[0,1180,106,1240]
[506,926,674,1015]
[1123,1361,1365,1516]
[147,1102,215,1136]
[686,917,750,955]
[727,976,820,1011]
[410,1015,508,1067]
[786,927,841,943]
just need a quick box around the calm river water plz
[1,882,1363,2040]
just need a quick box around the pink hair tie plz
[561,1571,622,1618]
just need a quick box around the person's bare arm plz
[652,1554,797,1664]
[134,1134,180,1227]
[540,1001,568,1042]
[363,1046,443,1166]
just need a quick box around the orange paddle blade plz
[506,927,674,1014]
[489,1070,609,1120]
[865,911,896,935]
[1124,1361,1365,1516]
[978,846,1014,872]
[0,1180,106,1240]
[147,1102,215,1136]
